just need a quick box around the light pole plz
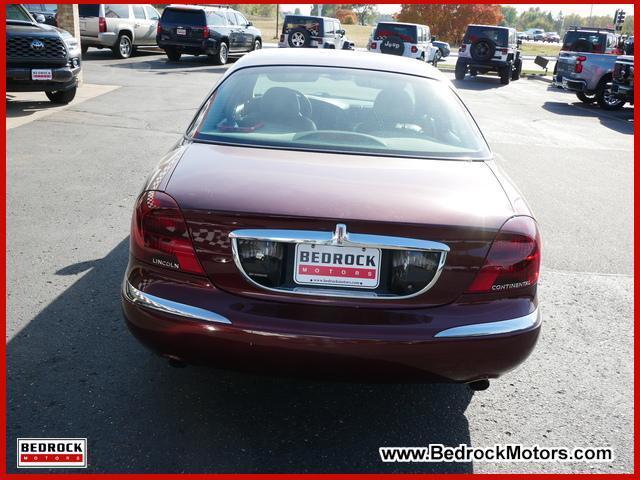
[275,4,279,40]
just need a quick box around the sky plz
[284,4,635,17]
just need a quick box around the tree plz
[397,4,502,44]
[336,9,357,25]
[500,6,518,27]
[294,7,301,15]
[345,4,378,26]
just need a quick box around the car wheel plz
[165,48,181,62]
[113,33,133,59]
[45,87,77,104]
[511,58,522,80]
[210,41,228,65]
[288,28,310,48]
[500,64,511,85]
[434,49,442,64]
[252,39,262,51]
[596,79,625,110]
[576,92,596,104]
[454,60,466,80]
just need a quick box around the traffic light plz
[613,9,619,24]
[617,9,626,25]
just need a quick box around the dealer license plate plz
[176,28,186,36]
[31,69,52,81]
[294,244,381,289]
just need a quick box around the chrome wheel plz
[601,85,624,108]
[219,43,228,64]
[254,39,262,50]
[119,35,132,58]
[291,32,305,47]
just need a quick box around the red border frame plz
[2,1,637,478]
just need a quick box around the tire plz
[500,64,511,85]
[379,36,405,56]
[45,87,76,104]
[252,38,262,51]
[511,58,522,80]
[165,48,181,62]
[470,38,496,62]
[454,60,466,80]
[433,49,442,65]
[576,91,596,104]
[288,28,310,48]
[113,33,133,59]
[210,41,228,65]
[596,77,625,110]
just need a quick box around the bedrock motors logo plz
[17,438,87,468]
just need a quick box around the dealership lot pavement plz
[6,50,633,473]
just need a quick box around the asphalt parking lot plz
[6,49,633,473]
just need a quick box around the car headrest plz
[261,87,311,122]
[373,88,414,124]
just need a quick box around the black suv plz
[455,25,522,85]
[157,5,262,65]
[6,4,81,104]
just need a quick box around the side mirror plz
[35,14,46,23]
[431,35,436,42]
[338,29,345,36]
[246,21,253,27]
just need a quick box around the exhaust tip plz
[468,379,490,391]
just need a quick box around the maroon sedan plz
[122,49,541,389]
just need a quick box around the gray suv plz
[79,4,160,59]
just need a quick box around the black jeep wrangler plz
[455,25,522,85]
[6,4,81,104]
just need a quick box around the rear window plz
[282,16,323,36]
[161,8,206,26]
[206,11,227,26]
[6,4,33,22]
[78,4,100,17]
[374,23,417,43]
[105,4,129,19]
[562,31,607,53]
[188,66,490,160]
[464,26,508,46]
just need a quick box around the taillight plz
[131,191,204,275]
[203,26,209,39]
[575,55,587,73]
[459,44,466,52]
[500,48,508,54]
[98,16,106,33]
[157,23,162,35]
[465,216,541,294]
[370,41,377,49]
[411,45,418,53]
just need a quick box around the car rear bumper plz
[81,32,118,48]
[157,37,220,55]
[457,58,510,70]
[6,65,80,92]
[122,259,541,382]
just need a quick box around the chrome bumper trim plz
[122,281,231,325]
[435,309,540,338]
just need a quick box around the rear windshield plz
[374,23,417,43]
[188,66,490,160]
[562,31,607,53]
[464,26,508,46]
[283,16,323,36]
[78,4,100,17]
[161,8,206,26]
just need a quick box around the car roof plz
[166,4,236,12]
[468,24,512,31]
[284,14,337,21]
[226,49,446,81]
[377,21,425,28]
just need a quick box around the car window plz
[144,6,159,21]
[374,24,418,43]
[105,4,129,19]
[78,4,100,17]
[464,26,508,46]
[6,4,33,22]
[133,5,145,20]
[562,31,607,53]
[325,20,335,35]
[189,66,490,160]
[226,11,238,25]
[161,9,206,26]
[207,11,226,26]
[235,12,248,26]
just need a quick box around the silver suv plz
[79,4,160,59]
